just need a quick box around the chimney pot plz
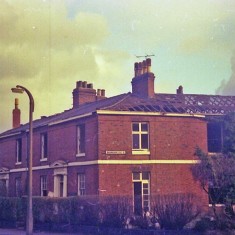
[146,58,151,72]
[143,60,147,73]
[82,81,87,88]
[97,89,101,96]
[138,62,143,75]
[177,85,183,94]
[87,83,93,89]
[15,98,19,107]
[77,81,83,88]
[134,62,138,77]
[101,89,105,97]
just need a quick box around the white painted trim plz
[132,150,150,155]
[33,165,50,170]
[11,168,27,173]
[48,113,93,126]
[9,159,199,173]
[96,160,200,165]
[209,204,225,207]
[15,162,22,166]
[40,158,48,162]
[76,153,86,157]
[0,132,22,139]
[68,161,98,166]
[96,110,205,118]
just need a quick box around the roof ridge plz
[100,93,131,110]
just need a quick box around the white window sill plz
[209,204,225,207]
[40,158,48,162]
[76,153,85,157]
[208,152,222,156]
[132,150,150,155]
[15,162,22,165]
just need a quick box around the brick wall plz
[98,115,207,160]
[96,114,208,204]
[1,113,208,202]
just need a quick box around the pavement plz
[0,229,81,235]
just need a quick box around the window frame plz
[132,172,150,214]
[40,175,48,197]
[40,133,48,161]
[15,177,22,197]
[76,125,85,157]
[0,179,8,197]
[78,173,85,196]
[16,138,22,164]
[207,122,223,153]
[132,122,150,155]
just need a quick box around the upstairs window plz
[207,122,222,153]
[77,125,85,157]
[16,139,22,164]
[132,122,149,154]
[78,173,85,196]
[41,133,48,161]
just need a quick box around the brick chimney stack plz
[176,85,183,95]
[72,81,106,108]
[13,98,21,128]
[131,58,155,98]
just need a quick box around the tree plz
[191,112,235,223]
[191,148,235,219]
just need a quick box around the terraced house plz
[0,59,234,214]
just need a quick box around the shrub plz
[194,217,215,232]
[151,193,202,230]
[99,196,133,228]
[72,196,100,226]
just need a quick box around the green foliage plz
[192,146,235,218]
[99,196,133,228]
[194,217,216,232]
[0,196,133,230]
[0,195,206,232]
[0,197,18,222]
[192,113,235,226]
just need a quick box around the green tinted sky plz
[1,0,235,132]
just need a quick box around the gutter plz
[96,110,205,118]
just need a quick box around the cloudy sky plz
[1,0,235,133]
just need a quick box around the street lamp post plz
[12,85,34,235]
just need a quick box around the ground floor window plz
[78,173,85,196]
[0,179,7,196]
[40,175,48,196]
[15,177,22,197]
[132,172,150,215]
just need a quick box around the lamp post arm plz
[16,85,34,113]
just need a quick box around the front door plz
[133,172,150,215]
[134,182,142,215]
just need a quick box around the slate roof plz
[1,92,235,137]
[102,93,235,114]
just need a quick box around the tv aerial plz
[135,54,155,59]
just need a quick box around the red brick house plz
[0,59,234,214]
